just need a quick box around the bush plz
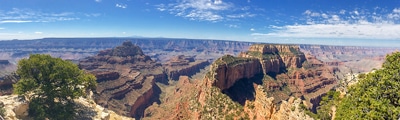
[336,52,400,119]
[13,54,97,120]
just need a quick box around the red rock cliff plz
[207,44,336,111]
[208,55,263,90]
[79,41,164,119]
[163,55,210,80]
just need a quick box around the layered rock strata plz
[163,55,210,80]
[209,55,263,90]
[79,41,164,118]
[208,44,307,91]
[206,44,336,110]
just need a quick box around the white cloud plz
[95,0,101,2]
[354,10,359,15]
[394,8,400,13]
[226,12,256,18]
[226,24,239,28]
[156,4,167,11]
[254,8,400,40]
[156,0,253,22]
[250,28,255,31]
[51,12,74,17]
[304,10,312,15]
[171,0,232,21]
[0,20,32,23]
[339,10,346,14]
[252,24,400,39]
[214,0,222,4]
[34,32,43,34]
[85,13,101,17]
[303,10,321,17]
[0,8,95,23]
[321,13,328,18]
[116,3,127,9]
[331,15,340,21]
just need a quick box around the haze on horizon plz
[1,0,400,47]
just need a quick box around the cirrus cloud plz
[0,8,99,24]
[253,8,400,40]
[156,0,255,22]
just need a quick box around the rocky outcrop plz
[244,85,276,120]
[207,44,308,92]
[143,76,204,120]
[140,44,319,120]
[0,73,19,95]
[208,55,263,90]
[269,53,337,110]
[0,95,29,120]
[0,94,135,120]
[205,44,336,112]
[79,41,164,118]
[163,55,210,80]
[272,97,313,120]
[239,44,306,76]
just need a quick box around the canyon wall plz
[79,41,211,119]
[209,55,263,90]
[79,41,164,119]
[163,55,210,80]
[206,44,336,111]
[208,44,307,92]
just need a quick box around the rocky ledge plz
[163,55,210,80]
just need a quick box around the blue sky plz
[1,0,400,46]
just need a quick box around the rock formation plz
[0,94,134,120]
[140,44,335,120]
[0,73,19,95]
[209,55,263,90]
[143,76,203,119]
[0,95,29,120]
[79,41,165,118]
[163,55,210,80]
[207,44,307,91]
[272,97,313,120]
[239,44,306,73]
[300,44,397,80]
[206,44,336,111]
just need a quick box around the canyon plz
[206,44,336,111]
[78,41,213,119]
[0,38,398,119]
[79,41,165,118]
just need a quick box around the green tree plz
[336,52,400,119]
[13,54,97,120]
[316,90,341,120]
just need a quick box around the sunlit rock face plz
[207,44,336,111]
[163,55,210,80]
[79,41,165,118]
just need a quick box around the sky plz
[0,0,400,46]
